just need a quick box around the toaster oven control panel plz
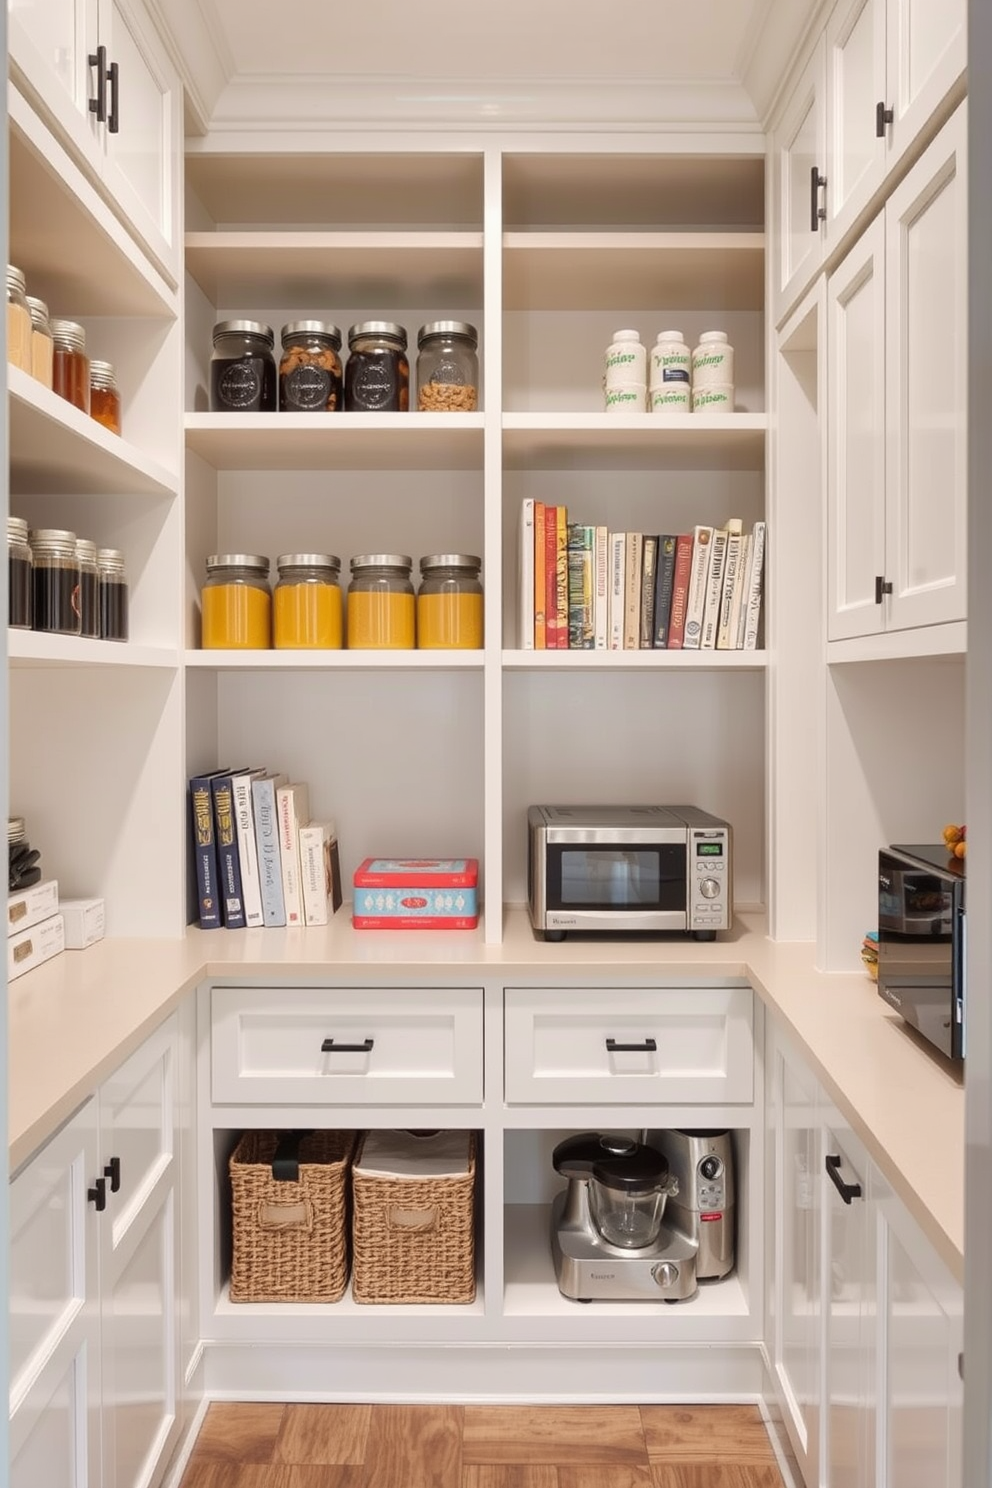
[689,827,731,933]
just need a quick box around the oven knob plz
[700,878,721,899]
[652,1261,679,1289]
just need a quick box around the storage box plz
[229,1129,356,1303]
[8,912,65,982]
[7,878,59,938]
[60,897,106,950]
[352,858,479,929]
[351,1129,477,1304]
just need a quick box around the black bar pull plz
[321,1037,374,1053]
[88,45,108,123]
[88,1176,107,1212]
[108,60,120,134]
[825,1153,862,1204]
[874,575,893,605]
[104,1156,121,1193]
[810,166,827,231]
[876,101,894,137]
[605,1037,658,1053]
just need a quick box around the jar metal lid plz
[350,553,412,572]
[206,553,270,574]
[30,527,78,554]
[97,548,125,572]
[417,321,478,348]
[89,359,118,389]
[347,321,408,349]
[8,516,29,543]
[26,296,50,326]
[8,817,26,843]
[7,265,26,294]
[697,331,729,343]
[281,321,342,347]
[276,552,342,572]
[75,538,98,562]
[420,553,481,573]
[212,320,274,346]
[50,319,86,352]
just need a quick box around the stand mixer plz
[549,1132,699,1302]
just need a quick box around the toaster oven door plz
[877,857,963,1061]
[543,840,688,929]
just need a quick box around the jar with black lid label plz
[279,322,343,412]
[97,548,129,642]
[344,322,409,412]
[8,516,32,630]
[30,527,81,635]
[416,322,479,411]
[210,320,277,412]
[75,537,100,638]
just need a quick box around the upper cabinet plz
[8,0,182,285]
[772,40,827,326]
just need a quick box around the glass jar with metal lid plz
[209,321,277,412]
[8,516,32,630]
[26,297,53,388]
[344,322,410,412]
[346,554,415,648]
[75,537,100,638]
[51,319,90,413]
[416,322,479,412]
[89,359,121,435]
[279,322,343,412]
[29,527,81,635]
[273,553,343,649]
[6,265,32,374]
[417,554,483,649]
[201,554,271,649]
[97,548,129,642]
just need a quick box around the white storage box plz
[60,897,105,949]
[7,879,59,939]
[8,913,65,981]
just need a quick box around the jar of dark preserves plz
[344,322,409,412]
[8,516,32,630]
[30,527,81,636]
[279,322,343,412]
[210,320,277,412]
[75,537,100,638]
[97,548,129,642]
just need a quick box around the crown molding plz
[742,0,831,127]
[143,0,232,135]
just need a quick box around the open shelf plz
[185,649,484,671]
[502,413,767,471]
[10,632,179,669]
[501,649,766,671]
[185,412,485,471]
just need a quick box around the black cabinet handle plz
[88,45,108,123]
[874,575,893,605]
[605,1037,657,1053]
[810,166,827,231]
[876,101,894,137]
[88,1176,107,1212]
[825,1153,862,1204]
[321,1037,374,1053]
[108,60,120,134]
[104,1156,121,1193]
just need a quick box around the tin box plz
[352,857,479,929]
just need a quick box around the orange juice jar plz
[417,553,483,648]
[273,553,343,648]
[346,554,415,649]
[201,553,271,648]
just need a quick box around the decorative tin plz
[352,857,479,929]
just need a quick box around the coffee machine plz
[549,1132,698,1302]
[645,1128,735,1280]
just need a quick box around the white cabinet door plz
[884,104,967,632]
[825,0,886,250]
[773,40,827,326]
[7,0,99,161]
[822,1118,876,1488]
[827,214,887,641]
[885,0,966,160]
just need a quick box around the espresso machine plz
[645,1128,736,1280]
[549,1132,698,1302]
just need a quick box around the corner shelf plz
[10,633,179,669]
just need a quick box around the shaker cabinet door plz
[824,0,886,250]
[773,41,827,327]
[886,0,966,159]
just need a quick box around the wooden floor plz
[178,1403,790,1488]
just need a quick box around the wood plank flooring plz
[179,1403,789,1488]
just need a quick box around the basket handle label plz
[257,1198,314,1232]
[387,1205,437,1232]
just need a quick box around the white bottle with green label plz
[691,330,734,389]
[649,330,691,388]
[603,329,646,411]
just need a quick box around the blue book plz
[252,772,288,926]
[210,767,251,929]
[189,769,230,929]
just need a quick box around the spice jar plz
[201,554,271,649]
[417,554,483,649]
[26,296,53,388]
[346,554,415,648]
[97,548,129,642]
[8,516,32,630]
[75,537,100,638]
[344,322,409,412]
[273,553,343,649]
[209,321,277,413]
[89,360,121,435]
[278,322,343,412]
[51,319,90,414]
[6,265,32,374]
[416,322,479,411]
[29,527,81,635]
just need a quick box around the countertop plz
[6,909,965,1283]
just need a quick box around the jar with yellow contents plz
[346,554,415,649]
[273,553,343,649]
[201,554,271,649]
[417,553,483,649]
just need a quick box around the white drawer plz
[211,986,484,1105]
[504,986,753,1104]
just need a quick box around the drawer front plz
[211,986,484,1105]
[504,986,753,1104]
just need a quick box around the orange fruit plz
[954,841,966,859]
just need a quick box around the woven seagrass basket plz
[229,1129,356,1302]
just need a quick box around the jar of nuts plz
[279,321,343,412]
[416,321,479,412]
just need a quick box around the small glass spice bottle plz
[89,360,121,435]
[209,321,277,412]
[29,527,81,635]
[278,322,343,412]
[75,537,101,638]
[8,516,33,630]
[417,554,483,649]
[201,554,271,649]
[50,319,90,414]
[6,265,33,374]
[344,322,409,412]
[416,322,479,411]
[346,554,415,648]
[25,296,54,388]
[273,553,343,649]
[97,548,129,641]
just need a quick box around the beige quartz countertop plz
[7,910,965,1283]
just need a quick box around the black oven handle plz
[605,1037,657,1053]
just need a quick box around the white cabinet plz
[824,0,887,248]
[822,1116,876,1488]
[827,103,966,645]
[772,41,827,325]
[9,1017,182,1488]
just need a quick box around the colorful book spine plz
[700,528,728,649]
[232,768,266,928]
[252,772,288,926]
[623,531,643,649]
[653,535,677,647]
[608,532,626,650]
[534,501,547,650]
[742,520,767,650]
[544,504,559,649]
[519,497,535,649]
[683,525,714,650]
[189,769,228,929]
[716,518,745,650]
[567,523,595,649]
[666,534,694,650]
[210,770,246,929]
[277,782,311,927]
[555,504,569,648]
[593,525,609,650]
[639,535,658,648]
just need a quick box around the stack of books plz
[189,767,342,930]
[517,500,765,652]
